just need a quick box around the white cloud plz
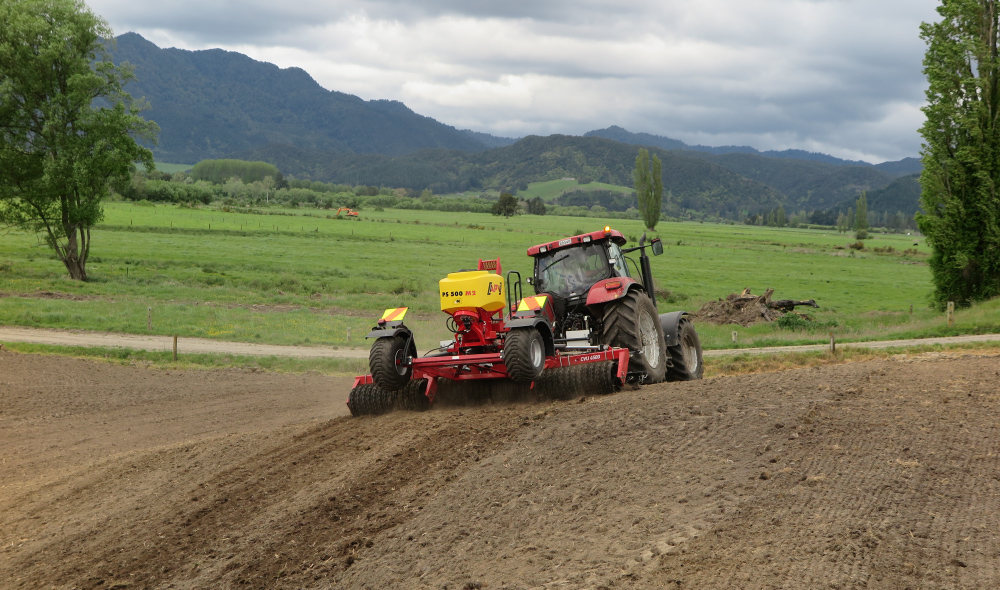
[86,0,941,162]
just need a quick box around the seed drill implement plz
[348,227,702,415]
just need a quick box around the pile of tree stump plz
[694,288,818,327]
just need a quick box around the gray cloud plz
[87,0,940,162]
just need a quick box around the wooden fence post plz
[947,301,955,327]
[147,307,152,332]
[829,331,836,354]
[173,335,178,361]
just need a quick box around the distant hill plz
[235,135,786,218]
[460,130,519,148]
[584,126,921,175]
[827,174,923,217]
[109,33,488,163]
[681,152,896,211]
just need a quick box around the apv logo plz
[487,281,503,295]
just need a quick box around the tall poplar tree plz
[918,0,1000,307]
[855,191,869,240]
[634,148,663,231]
[0,0,157,280]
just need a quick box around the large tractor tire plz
[369,334,414,391]
[503,327,546,383]
[602,290,667,384]
[666,320,704,381]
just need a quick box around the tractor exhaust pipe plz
[638,232,656,306]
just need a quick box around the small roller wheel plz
[370,334,414,391]
[503,328,546,383]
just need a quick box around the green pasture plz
[1,201,997,352]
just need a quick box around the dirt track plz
[2,349,1000,589]
[3,325,1000,359]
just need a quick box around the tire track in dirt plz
[625,357,1000,590]
[3,350,1000,589]
[2,403,529,589]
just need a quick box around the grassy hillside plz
[517,179,632,201]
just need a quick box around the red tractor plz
[348,227,702,415]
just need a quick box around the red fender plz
[585,277,640,306]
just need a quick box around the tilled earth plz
[2,349,999,589]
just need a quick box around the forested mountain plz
[111,34,922,221]
[584,126,921,176]
[109,33,487,162]
[827,174,922,216]
[682,151,896,211]
[235,135,786,218]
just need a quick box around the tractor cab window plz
[607,242,630,277]
[534,243,612,298]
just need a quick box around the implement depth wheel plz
[369,334,414,391]
[666,320,704,381]
[503,328,546,383]
[602,290,667,384]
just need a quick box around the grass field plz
[1,201,997,353]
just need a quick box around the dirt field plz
[2,349,999,590]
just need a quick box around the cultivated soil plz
[2,349,999,589]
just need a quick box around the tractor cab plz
[526,227,662,310]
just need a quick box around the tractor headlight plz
[539,246,547,253]
[582,236,591,243]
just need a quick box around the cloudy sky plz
[87,0,940,163]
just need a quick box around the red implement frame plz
[352,347,630,404]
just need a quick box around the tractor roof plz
[527,228,627,257]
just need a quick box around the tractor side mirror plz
[526,277,534,285]
[651,238,663,256]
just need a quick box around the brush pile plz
[695,288,818,327]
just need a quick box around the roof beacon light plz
[604,226,611,235]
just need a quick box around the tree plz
[0,0,156,280]
[919,0,1000,307]
[836,212,848,233]
[526,196,547,215]
[492,192,520,217]
[855,191,869,240]
[634,148,664,230]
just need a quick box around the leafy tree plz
[526,197,547,215]
[634,148,664,230]
[492,192,520,217]
[918,0,1000,307]
[0,0,156,280]
[855,191,869,240]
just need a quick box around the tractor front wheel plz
[602,290,667,384]
[370,334,413,391]
[503,328,546,383]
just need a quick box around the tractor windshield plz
[534,243,612,298]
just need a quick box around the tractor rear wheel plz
[503,328,546,383]
[666,320,704,381]
[602,290,667,384]
[369,334,413,391]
